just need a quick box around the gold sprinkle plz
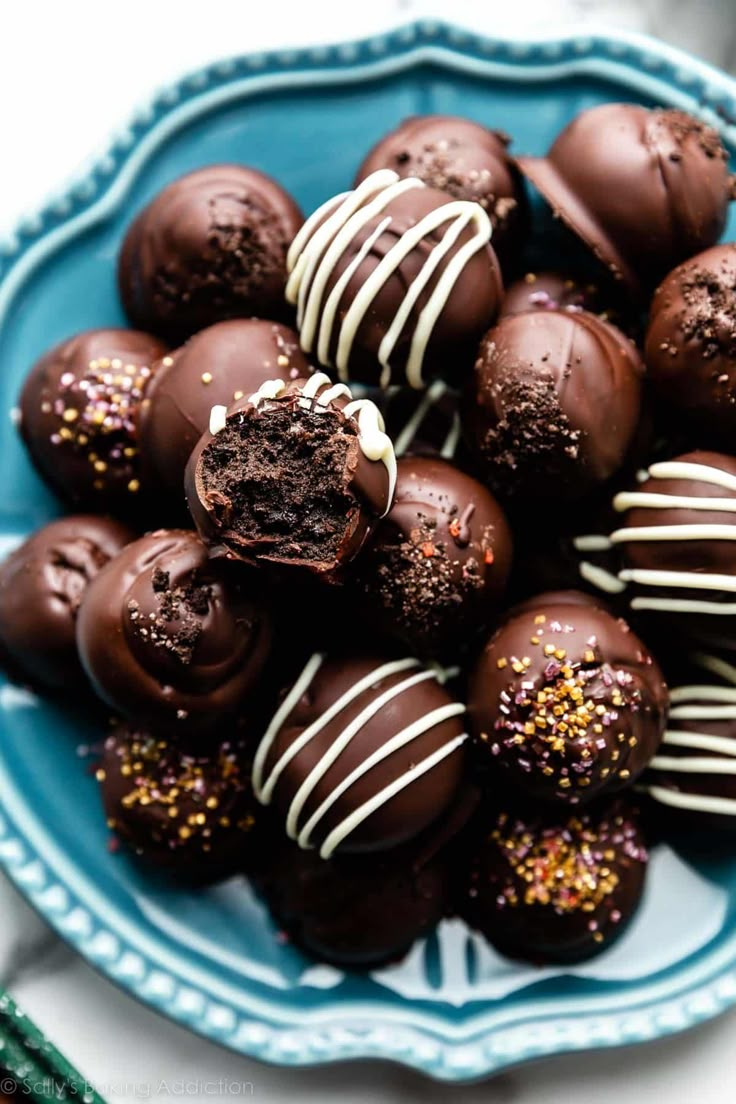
[201,372,213,384]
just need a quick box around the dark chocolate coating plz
[468,591,668,804]
[253,654,466,855]
[613,450,736,649]
[255,828,451,967]
[76,529,272,735]
[100,726,260,879]
[354,457,512,657]
[501,270,637,339]
[0,515,134,692]
[118,165,303,342]
[19,328,167,513]
[518,104,733,297]
[290,183,503,388]
[457,798,648,964]
[355,114,527,265]
[185,378,392,577]
[139,319,312,501]
[646,245,736,438]
[463,309,643,502]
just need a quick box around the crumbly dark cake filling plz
[198,404,357,565]
[127,567,213,664]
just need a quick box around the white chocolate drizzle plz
[642,661,736,815]
[246,372,396,511]
[286,169,492,389]
[390,379,461,459]
[574,458,736,614]
[251,653,467,859]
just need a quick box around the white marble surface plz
[2,1,736,1101]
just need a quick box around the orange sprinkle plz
[421,542,435,558]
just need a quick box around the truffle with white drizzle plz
[572,451,736,646]
[185,373,396,578]
[251,652,467,858]
[642,652,736,830]
[285,169,503,389]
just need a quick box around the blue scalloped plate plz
[1,21,736,1082]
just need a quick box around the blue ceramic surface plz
[1,21,736,1082]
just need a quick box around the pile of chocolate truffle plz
[3,102,736,971]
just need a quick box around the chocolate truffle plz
[379,379,464,461]
[354,457,512,657]
[464,309,643,502]
[458,799,648,963]
[118,165,303,341]
[100,726,260,879]
[355,115,527,264]
[0,515,133,692]
[645,245,736,438]
[19,328,167,512]
[468,591,668,804]
[256,829,451,967]
[185,374,396,577]
[600,452,736,646]
[501,270,631,327]
[518,104,733,297]
[286,169,503,388]
[76,529,272,735]
[641,654,736,831]
[139,318,312,501]
[251,652,467,857]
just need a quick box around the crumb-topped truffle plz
[118,165,303,341]
[19,328,167,514]
[100,726,260,879]
[354,456,512,657]
[76,529,272,735]
[468,591,668,803]
[458,798,648,963]
[519,104,734,297]
[355,115,527,265]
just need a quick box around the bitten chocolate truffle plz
[186,374,396,577]
[599,452,736,647]
[76,529,272,735]
[0,516,133,692]
[463,309,643,502]
[286,169,503,388]
[519,104,734,297]
[354,457,512,657]
[139,318,312,501]
[118,165,303,341]
[458,799,648,963]
[355,115,527,265]
[641,654,736,831]
[251,652,467,857]
[19,328,167,513]
[100,726,260,879]
[468,591,668,804]
[646,245,736,438]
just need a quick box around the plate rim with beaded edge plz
[2,19,736,1083]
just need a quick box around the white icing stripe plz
[573,534,613,552]
[297,700,466,851]
[646,460,736,493]
[249,378,287,405]
[670,685,736,705]
[579,561,626,594]
[441,413,462,460]
[643,784,736,816]
[284,667,441,841]
[392,379,447,458]
[318,732,468,859]
[652,755,736,775]
[630,596,736,614]
[662,730,736,757]
[610,524,736,542]
[251,652,325,796]
[693,653,736,685]
[619,568,736,592]
[209,405,228,435]
[613,491,736,513]
[288,169,491,389]
[669,704,736,720]
[255,656,420,804]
